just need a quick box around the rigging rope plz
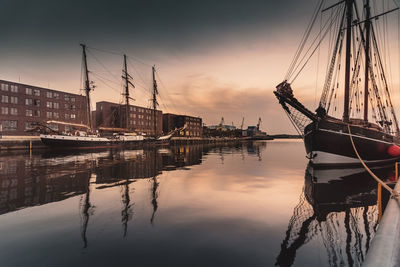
[285,0,325,80]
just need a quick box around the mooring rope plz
[347,124,400,204]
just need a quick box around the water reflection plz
[276,164,394,267]
[0,142,269,247]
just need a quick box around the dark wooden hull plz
[304,119,400,167]
[40,135,143,149]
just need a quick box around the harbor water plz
[0,140,391,266]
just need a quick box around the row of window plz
[129,120,158,126]
[187,121,201,126]
[129,107,156,114]
[1,84,18,93]
[1,120,17,131]
[129,114,154,120]
[1,83,77,102]
[1,107,18,115]
[2,96,77,110]
[0,106,76,120]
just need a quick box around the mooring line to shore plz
[347,124,400,204]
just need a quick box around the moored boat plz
[274,0,400,166]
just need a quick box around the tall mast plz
[152,66,158,137]
[123,55,130,129]
[363,0,371,123]
[81,44,92,131]
[343,0,353,122]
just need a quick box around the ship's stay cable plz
[285,0,324,80]
[290,6,342,83]
[347,124,400,204]
[155,71,180,114]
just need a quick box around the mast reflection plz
[276,164,393,267]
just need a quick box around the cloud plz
[159,75,311,134]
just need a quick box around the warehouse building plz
[0,80,87,136]
[163,113,202,138]
[95,101,163,136]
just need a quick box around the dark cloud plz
[0,0,316,56]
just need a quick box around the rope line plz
[347,124,400,203]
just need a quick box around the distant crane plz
[240,117,245,130]
[257,117,262,130]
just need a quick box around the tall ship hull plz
[304,119,400,166]
[40,134,144,149]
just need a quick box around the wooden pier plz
[364,180,400,266]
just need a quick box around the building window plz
[26,88,32,95]
[71,105,76,110]
[34,110,40,117]
[1,120,17,131]
[1,84,9,91]
[46,101,52,108]
[10,96,18,104]
[65,125,71,132]
[10,108,18,115]
[64,103,69,109]
[25,109,33,117]
[53,112,59,119]
[1,107,8,115]
[10,85,18,93]
[53,92,59,99]
[46,91,52,98]
[47,112,52,118]
[25,122,35,131]
[34,99,40,107]
[53,102,59,109]
[25,98,33,105]
[70,97,75,102]
[1,95,8,103]
[65,95,70,101]
[70,114,76,119]
[33,89,40,96]
[65,114,69,120]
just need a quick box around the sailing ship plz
[40,44,173,148]
[274,0,400,166]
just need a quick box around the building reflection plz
[276,164,394,267]
[0,142,262,248]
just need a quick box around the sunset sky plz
[1,0,399,133]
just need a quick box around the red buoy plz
[388,145,400,156]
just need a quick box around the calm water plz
[0,140,393,267]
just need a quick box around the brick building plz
[95,101,163,136]
[163,113,202,137]
[0,80,87,135]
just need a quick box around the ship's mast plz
[123,55,130,129]
[363,0,371,123]
[81,44,93,131]
[152,66,158,137]
[343,0,353,122]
